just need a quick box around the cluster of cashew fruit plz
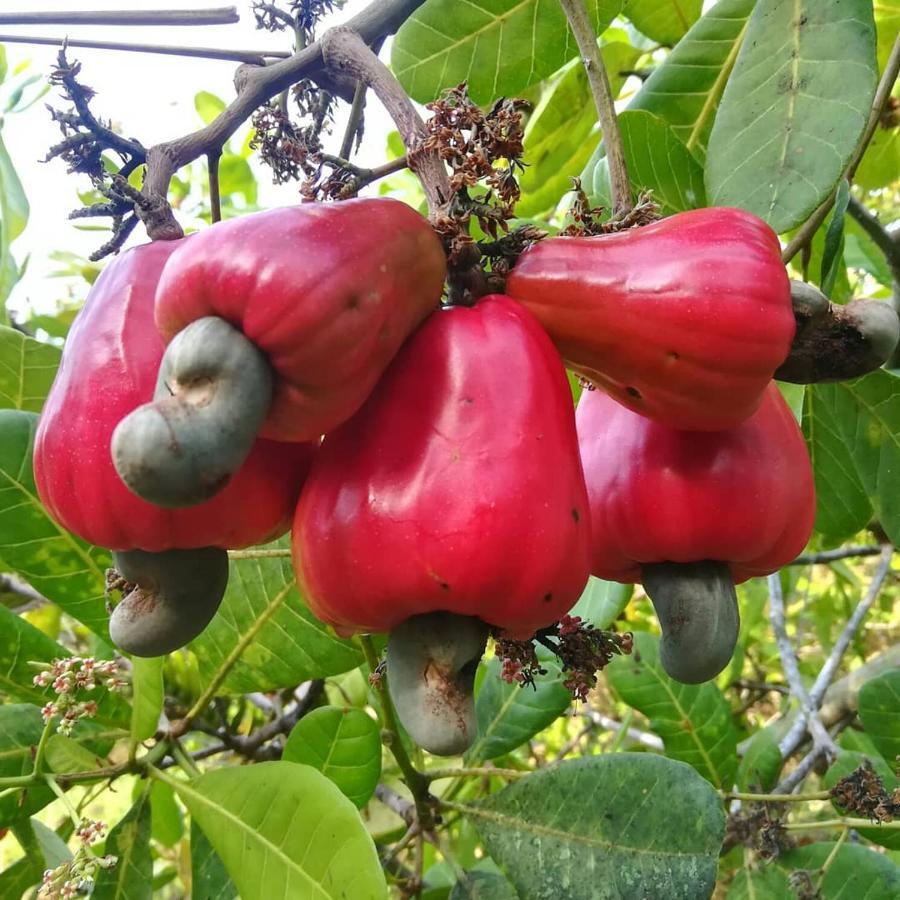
[35,201,898,756]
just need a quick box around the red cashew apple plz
[34,241,314,656]
[577,382,815,683]
[293,295,592,754]
[113,199,446,508]
[507,207,795,431]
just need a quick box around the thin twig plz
[0,34,286,64]
[320,27,449,217]
[208,150,222,224]
[339,80,368,160]
[776,547,894,763]
[227,548,292,560]
[783,34,900,263]
[768,574,838,760]
[558,0,631,214]
[0,8,240,26]
[847,195,900,281]
[791,545,883,565]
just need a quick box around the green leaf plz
[392,0,621,105]
[164,761,388,899]
[606,632,739,788]
[150,780,183,848]
[569,576,631,630]
[45,733,107,774]
[824,751,900,850]
[0,128,28,310]
[874,0,899,72]
[857,669,900,765]
[0,704,54,825]
[31,819,72,869]
[0,325,61,411]
[460,755,724,900]
[820,178,850,298]
[517,42,640,218]
[218,154,258,205]
[726,865,792,899]
[586,110,706,214]
[802,384,872,539]
[706,0,878,233]
[130,657,163,744]
[845,222,895,289]
[283,707,382,808]
[92,793,153,900]
[195,91,226,125]
[623,0,702,45]
[777,842,900,897]
[855,121,900,192]
[0,410,111,636]
[808,371,900,545]
[191,820,238,900]
[626,0,756,158]
[467,655,570,763]
[190,537,362,695]
[450,871,519,900]
[736,727,782,792]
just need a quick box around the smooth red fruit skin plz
[506,208,794,430]
[34,241,313,553]
[293,295,592,640]
[576,383,815,584]
[154,198,447,442]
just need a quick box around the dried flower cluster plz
[722,805,794,861]
[495,615,632,701]
[38,818,116,899]
[561,179,659,237]
[44,48,148,259]
[33,656,126,735]
[830,760,899,822]
[252,0,338,45]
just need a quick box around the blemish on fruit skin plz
[571,508,580,523]
[626,386,642,400]
[543,592,553,603]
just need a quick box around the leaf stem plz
[558,0,631,214]
[721,790,831,802]
[781,817,900,831]
[358,636,432,810]
[0,7,240,26]
[32,717,55,778]
[782,33,900,263]
[424,767,525,782]
[226,548,292,560]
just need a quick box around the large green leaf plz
[283,706,382,808]
[569,576,631,630]
[857,669,900,765]
[0,410,111,637]
[777,842,900,897]
[627,0,756,158]
[190,537,361,695]
[824,751,900,850]
[606,632,739,788]
[0,326,60,412]
[706,0,878,233]
[130,656,163,744]
[518,41,640,218]
[586,110,706,214]
[392,0,621,105]
[726,865,792,899]
[164,762,387,899]
[735,727,781,792]
[467,655,570,762]
[191,820,238,900]
[623,0,702,45]
[460,755,724,900]
[805,371,900,544]
[450,871,519,900]
[92,793,153,900]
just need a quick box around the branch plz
[791,544,883,565]
[0,34,286,64]
[782,34,900,263]
[0,7,239,26]
[768,574,838,760]
[558,0,631,215]
[320,27,449,217]
[847,195,900,282]
[137,0,427,237]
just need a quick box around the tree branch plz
[320,27,449,217]
[791,544,883,565]
[782,34,900,263]
[847,196,900,280]
[559,0,631,215]
[0,8,240,26]
[136,0,427,238]
[0,34,286,64]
